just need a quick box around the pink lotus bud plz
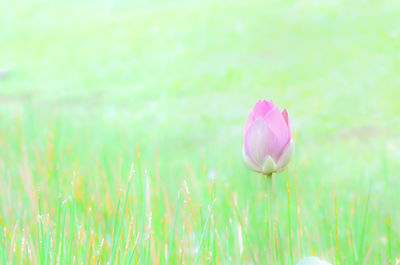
[243,100,294,175]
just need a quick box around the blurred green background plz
[0,0,399,264]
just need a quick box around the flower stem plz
[286,170,294,265]
[265,173,276,264]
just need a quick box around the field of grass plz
[1,0,400,264]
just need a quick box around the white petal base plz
[242,147,262,172]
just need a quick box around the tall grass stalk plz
[334,184,339,265]
[286,171,294,265]
[193,199,216,265]
[357,185,371,265]
[165,193,181,265]
[386,215,392,264]
[232,195,258,265]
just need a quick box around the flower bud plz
[243,100,294,175]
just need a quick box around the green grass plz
[1,0,400,264]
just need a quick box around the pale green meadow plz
[0,0,400,264]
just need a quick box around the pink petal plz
[262,106,290,155]
[244,100,275,132]
[244,117,281,166]
[281,108,292,138]
[276,139,295,171]
[253,100,275,117]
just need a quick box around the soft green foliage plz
[0,0,399,264]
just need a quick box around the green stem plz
[286,171,294,265]
[265,174,276,264]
